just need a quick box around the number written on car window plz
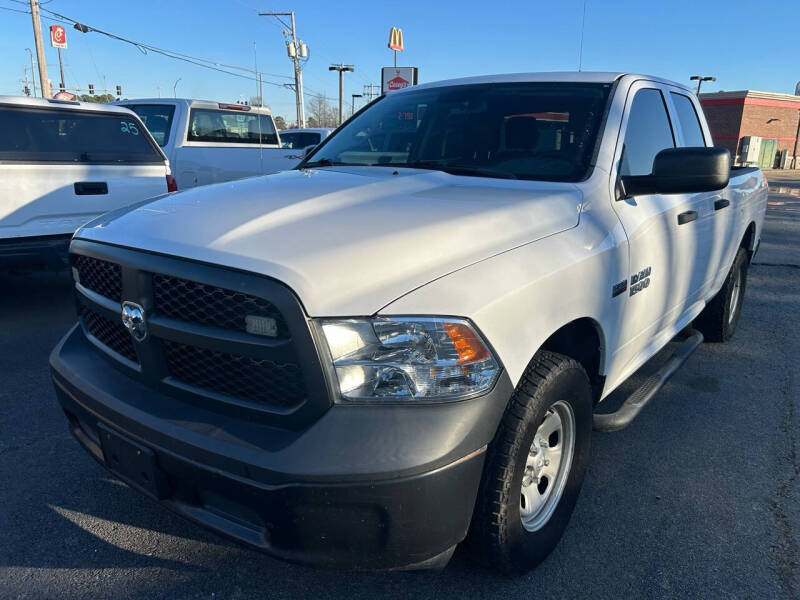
[120,121,140,136]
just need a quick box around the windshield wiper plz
[405,161,517,180]
[301,158,355,169]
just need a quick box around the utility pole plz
[329,64,354,126]
[25,48,37,97]
[690,75,716,95]
[29,0,51,98]
[260,11,307,127]
[792,109,800,170]
[363,83,379,101]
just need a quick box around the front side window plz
[0,106,163,163]
[670,93,706,147]
[305,82,612,182]
[619,88,675,176]
[187,109,278,145]
[128,104,176,146]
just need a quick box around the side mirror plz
[303,144,317,157]
[619,147,731,199]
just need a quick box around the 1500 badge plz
[630,266,652,296]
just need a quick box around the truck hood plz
[76,167,582,316]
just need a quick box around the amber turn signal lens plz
[444,322,490,364]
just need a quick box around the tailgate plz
[0,162,168,239]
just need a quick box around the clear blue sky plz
[1,0,798,120]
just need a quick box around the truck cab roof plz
[114,98,273,115]
[0,95,142,115]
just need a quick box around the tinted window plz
[281,132,321,149]
[670,93,706,147]
[0,106,163,163]
[187,109,278,145]
[128,104,176,146]
[620,89,675,176]
[306,83,612,182]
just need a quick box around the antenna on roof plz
[578,0,588,72]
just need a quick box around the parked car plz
[0,96,173,267]
[279,127,334,150]
[52,72,767,573]
[116,99,301,189]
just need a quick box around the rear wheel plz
[694,248,749,342]
[468,351,592,574]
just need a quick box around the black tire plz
[468,351,593,574]
[694,248,748,343]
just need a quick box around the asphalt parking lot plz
[1,181,798,599]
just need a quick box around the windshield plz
[303,82,612,181]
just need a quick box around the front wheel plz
[468,351,592,574]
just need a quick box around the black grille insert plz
[153,274,288,338]
[80,305,137,363]
[162,340,305,408]
[73,255,122,302]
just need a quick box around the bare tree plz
[307,93,337,128]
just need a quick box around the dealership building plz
[699,90,800,169]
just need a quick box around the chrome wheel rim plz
[520,400,575,532]
[728,267,742,324]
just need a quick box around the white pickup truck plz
[116,99,302,190]
[51,72,767,574]
[0,96,172,267]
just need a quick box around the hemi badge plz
[612,280,628,298]
[245,315,278,337]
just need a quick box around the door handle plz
[74,181,108,195]
[677,210,698,225]
[714,198,730,211]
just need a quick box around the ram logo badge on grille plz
[121,301,148,342]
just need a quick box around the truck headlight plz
[319,317,500,402]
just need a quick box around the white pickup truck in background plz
[52,72,768,574]
[0,96,173,267]
[116,99,302,190]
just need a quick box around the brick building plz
[699,90,800,169]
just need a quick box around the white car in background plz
[0,96,173,267]
[279,127,334,151]
[117,99,301,189]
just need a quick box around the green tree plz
[274,115,287,130]
[76,93,115,103]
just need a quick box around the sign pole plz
[57,47,65,91]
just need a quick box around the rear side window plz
[0,106,163,164]
[127,104,175,146]
[186,109,278,145]
[670,93,706,147]
[280,131,321,149]
[620,89,675,176]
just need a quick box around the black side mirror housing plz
[619,146,731,199]
[303,144,317,157]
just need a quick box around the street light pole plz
[28,0,51,98]
[690,75,716,96]
[351,93,363,117]
[25,48,37,97]
[329,64,354,126]
[173,78,181,98]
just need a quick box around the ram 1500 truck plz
[51,72,768,573]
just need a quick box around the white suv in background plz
[0,96,173,267]
[117,99,302,189]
